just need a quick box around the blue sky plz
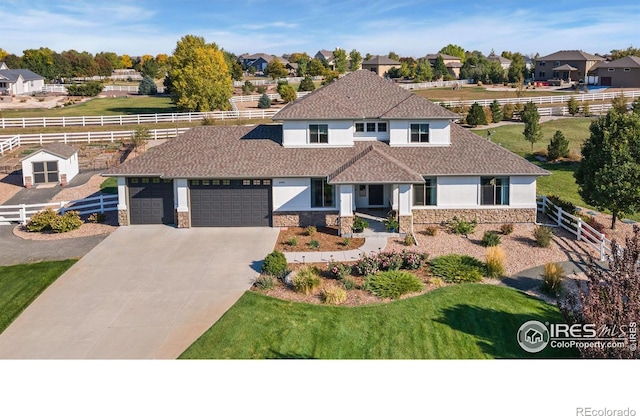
[2,0,639,58]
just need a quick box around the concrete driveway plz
[0,225,279,359]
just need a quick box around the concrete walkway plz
[2,171,100,206]
[284,236,388,263]
[0,225,279,359]
[501,260,594,292]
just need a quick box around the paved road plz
[0,225,279,359]
[0,224,109,266]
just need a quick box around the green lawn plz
[99,177,117,194]
[415,86,572,102]
[0,260,76,334]
[180,284,577,359]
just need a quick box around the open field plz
[180,285,577,359]
[414,86,573,102]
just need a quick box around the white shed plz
[21,143,79,188]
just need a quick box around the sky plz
[1,0,640,58]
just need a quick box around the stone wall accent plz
[339,215,354,236]
[273,211,339,228]
[118,209,129,226]
[412,208,537,225]
[399,215,412,234]
[177,211,190,228]
[24,176,32,188]
[60,173,67,186]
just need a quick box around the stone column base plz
[60,173,67,186]
[339,216,354,236]
[118,209,129,226]
[399,215,412,234]
[24,176,32,188]
[177,211,190,228]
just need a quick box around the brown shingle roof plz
[328,145,424,184]
[22,142,77,161]
[104,124,549,180]
[273,70,459,120]
[362,55,401,65]
[537,50,604,62]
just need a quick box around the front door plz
[368,184,384,206]
[32,161,59,184]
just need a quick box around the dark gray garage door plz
[128,177,174,225]
[190,179,271,227]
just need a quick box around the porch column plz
[116,177,128,226]
[397,184,413,234]
[175,179,190,228]
[338,184,354,236]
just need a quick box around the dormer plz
[272,70,459,148]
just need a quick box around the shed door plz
[32,161,59,184]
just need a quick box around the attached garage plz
[128,177,175,225]
[189,179,272,227]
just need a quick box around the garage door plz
[190,179,271,227]
[128,177,174,224]
[601,77,612,86]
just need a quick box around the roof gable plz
[362,55,401,65]
[22,142,77,161]
[328,145,424,184]
[273,70,458,120]
[537,50,604,62]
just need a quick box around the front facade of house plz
[105,70,547,234]
[534,50,603,83]
[0,62,46,95]
[591,56,640,87]
[361,55,401,77]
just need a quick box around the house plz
[0,62,46,95]
[589,55,640,87]
[314,50,335,70]
[361,55,401,77]
[487,53,511,71]
[21,142,79,188]
[104,70,547,234]
[238,53,288,73]
[424,54,463,79]
[534,50,604,84]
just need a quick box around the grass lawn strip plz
[0,260,76,334]
[180,284,577,359]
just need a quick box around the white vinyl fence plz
[397,79,473,90]
[537,195,612,261]
[0,194,118,225]
[41,85,162,94]
[0,128,191,146]
[0,135,20,155]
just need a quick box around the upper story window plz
[311,178,334,208]
[413,177,437,206]
[355,121,387,133]
[539,61,546,66]
[410,123,429,143]
[481,177,509,205]
[554,61,560,67]
[309,124,328,143]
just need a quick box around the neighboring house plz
[589,55,640,87]
[0,62,46,95]
[534,50,604,83]
[105,70,547,234]
[487,53,511,71]
[285,62,298,76]
[21,142,79,188]
[361,55,401,77]
[238,53,288,72]
[314,49,335,70]
[424,54,463,79]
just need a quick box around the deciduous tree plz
[264,59,288,80]
[168,35,232,112]
[414,58,433,82]
[278,84,297,103]
[575,110,640,229]
[438,44,466,62]
[349,49,362,71]
[333,48,347,74]
[307,58,326,77]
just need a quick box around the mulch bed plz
[276,226,365,252]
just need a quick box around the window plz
[311,178,334,208]
[554,61,560,67]
[309,124,328,143]
[624,68,631,72]
[355,121,387,133]
[191,180,200,185]
[202,180,210,185]
[413,178,437,206]
[539,61,546,66]
[243,180,251,185]
[222,180,230,185]
[355,123,365,132]
[253,180,261,185]
[481,177,509,205]
[410,123,429,143]
[539,71,545,78]
[608,68,615,72]
[366,122,376,132]
[358,184,366,197]
[212,180,220,185]
[263,179,271,185]
[378,122,387,132]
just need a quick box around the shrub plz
[490,99,503,123]
[341,237,351,247]
[262,250,288,277]
[485,247,506,279]
[429,254,486,283]
[402,251,427,270]
[50,211,83,233]
[382,215,399,232]
[448,216,477,237]
[286,237,298,247]
[567,96,579,116]
[279,84,297,103]
[308,239,320,250]
[404,233,416,246]
[242,80,255,94]
[355,253,379,276]
[138,76,157,95]
[257,93,271,109]
[292,266,321,295]
[533,225,554,248]
[26,209,59,232]
[429,277,445,287]
[586,217,606,235]
[541,262,564,296]
[582,102,591,116]
[201,116,216,126]
[256,86,266,94]
[352,217,369,232]
[547,130,570,161]
[130,126,149,150]
[342,277,357,290]
[364,270,424,299]
[66,81,104,97]
[503,103,515,120]
[298,76,316,92]
[304,225,317,236]
[500,223,514,235]
[423,226,438,236]
[377,251,403,271]
[255,275,275,291]
[87,212,106,223]
[328,262,352,280]
[481,231,501,247]
[466,102,488,126]
[322,285,347,304]
[546,195,576,215]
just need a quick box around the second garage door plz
[190,179,272,227]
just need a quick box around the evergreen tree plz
[466,102,488,126]
[521,102,542,151]
[567,96,580,116]
[547,130,569,161]
[433,55,448,80]
[611,94,629,113]
[257,93,271,108]
[490,100,503,122]
[138,76,157,95]
[298,76,316,92]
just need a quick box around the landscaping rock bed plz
[276,226,365,252]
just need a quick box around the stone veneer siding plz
[273,211,339,228]
[412,208,537,225]
[60,173,67,186]
[177,211,190,228]
[118,209,129,226]
[399,215,412,234]
[339,215,354,236]
[24,176,32,188]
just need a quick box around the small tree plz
[567,96,579,116]
[349,49,362,71]
[632,97,640,115]
[257,93,271,108]
[242,80,255,95]
[298,76,315,92]
[138,76,157,95]
[582,102,591,117]
[466,102,487,126]
[278,84,297,103]
[276,79,289,95]
[264,59,288,80]
[490,100,503,123]
[130,126,150,153]
[433,55,448,80]
[611,93,628,113]
[559,225,640,358]
[521,101,542,151]
[333,48,348,74]
[547,130,570,161]
[502,103,515,120]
